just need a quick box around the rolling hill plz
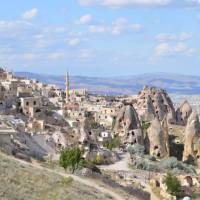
[15,72,200,95]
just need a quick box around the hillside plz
[16,72,200,95]
[0,153,115,200]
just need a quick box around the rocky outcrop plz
[136,86,176,124]
[176,100,192,126]
[114,105,141,132]
[113,105,143,145]
[79,118,98,150]
[84,149,120,165]
[183,111,200,166]
[147,117,169,158]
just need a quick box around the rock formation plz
[183,111,200,166]
[114,105,140,132]
[113,105,143,145]
[79,118,98,150]
[136,86,176,124]
[176,100,192,126]
[147,117,169,158]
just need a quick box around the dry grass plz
[0,153,114,200]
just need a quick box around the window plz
[33,101,37,105]
[26,102,29,106]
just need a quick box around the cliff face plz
[176,100,193,126]
[147,117,169,158]
[113,105,143,145]
[136,86,176,124]
[183,111,200,166]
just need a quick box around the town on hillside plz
[0,67,200,200]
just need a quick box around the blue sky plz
[0,0,200,76]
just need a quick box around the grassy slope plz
[0,153,113,200]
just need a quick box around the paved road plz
[1,152,125,200]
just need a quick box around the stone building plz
[19,97,42,117]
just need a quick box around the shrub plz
[127,144,145,156]
[163,172,182,197]
[59,146,82,173]
[160,157,196,174]
[103,136,121,150]
[91,121,100,129]
[133,158,157,171]
[93,154,103,165]
[160,157,178,169]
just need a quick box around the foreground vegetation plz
[0,152,115,200]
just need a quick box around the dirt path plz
[99,152,159,200]
[100,152,130,171]
[1,153,125,200]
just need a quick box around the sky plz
[0,0,200,76]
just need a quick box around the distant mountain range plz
[15,72,200,95]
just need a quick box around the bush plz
[160,157,178,169]
[164,172,182,197]
[92,154,103,165]
[103,136,121,150]
[130,156,196,174]
[160,157,196,174]
[91,121,100,129]
[59,146,82,173]
[132,158,157,171]
[127,144,145,156]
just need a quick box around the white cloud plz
[22,8,38,20]
[89,25,108,33]
[155,33,176,42]
[155,42,195,56]
[48,52,65,60]
[68,38,80,46]
[78,14,92,24]
[79,0,172,7]
[79,49,94,59]
[111,18,142,35]
[174,42,187,52]
[179,32,192,41]
[89,18,142,35]
[155,43,172,56]
[21,53,38,60]
[79,0,200,8]
[0,20,34,37]
[155,32,192,42]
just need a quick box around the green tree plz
[59,147,82,173]
[164,172,182,197]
